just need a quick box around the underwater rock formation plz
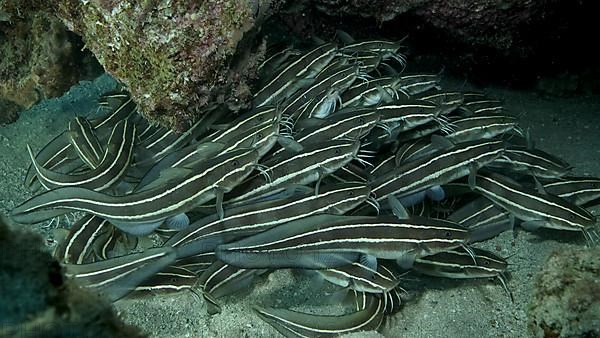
[0,1,97,114]
[528,247,600,338]
[313,0,555,51]
[52,0,276,130]
[313,0,426,22]
[0,216,144,337]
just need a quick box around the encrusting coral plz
[52,0,277,130]
[0,1,99,116]
[528,247,600,338]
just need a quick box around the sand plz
[1,73,598,338]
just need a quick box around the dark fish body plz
[227,140,360,203]
[168,183,370,258]
[216,214,469,269]
[255,293,385,337]
[473,172,596,233]
[413,247,508,279]
[11,148,260,230]
[64,247,176,302]
[29,119,136,191]
[54,214,112,264]
[371,139,505,201]
[543,176,600,206]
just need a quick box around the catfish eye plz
[445,231,452,238]
[348,191,354,196]
[483,260,490,266]
[359,117,366,123]
[334,149,341,155]
[257,132,263,139]
[232,160,240,166]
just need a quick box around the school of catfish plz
[9,33,600,337]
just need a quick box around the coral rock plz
[54,0,275,130]
[528,247,600,338]
[0,2,97,113]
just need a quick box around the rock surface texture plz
[0,216,144,338]
[314,0,556,51]
[53,0,275,130]
[0,1,97,123]
[528,247,600,338]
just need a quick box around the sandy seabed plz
[1,73,599,338]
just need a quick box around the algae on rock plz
[528,247,600,338]
[54,0,275,130]
[0,1,99,118]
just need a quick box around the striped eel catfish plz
[199,105,279,145]
[54,214,112,264]
[27,119,136,191]
[341,76,408,108]
[24,93,137,187]
[395,120,444,142]
[272,108,379,157]
[412,247,512,300]
[446,196,512,243]
[370,153,398,178]
[294,65,363,121]
[24,131,81,188]
[253,42,338,107]
[487,146,572,178]
[216,118,283,157]
[472,172,597,240]
[64,246,176,302]
[173,252,217,274]
[132,105,225,168]
[328,162,371,184]
[370,139,505,202]
[316,260,402,294]
[166,182,371,258]
[394,137,442,166]
[11,148,260,235]
[416,91,464,106]
[95,226,122,261]
[543,176,600,206]
[283,64,362,122]
[339,34,406,59]
[313,57,352,81]
[374,99,447,134]
[257,47,302,81]
[396,73,442,96]
[295,108,380,143]
[461,99,504,115]
[346,52,382,73]
[444,113,520,144]
[67,117,104,169]
[93,91,138,129]
[226,140,360,204]
[198,260,266,315]
[413,247,508,280]
[132,265,198,294]
[254,292,385,337]
[216,214,470,269]
[135,142,226,191]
